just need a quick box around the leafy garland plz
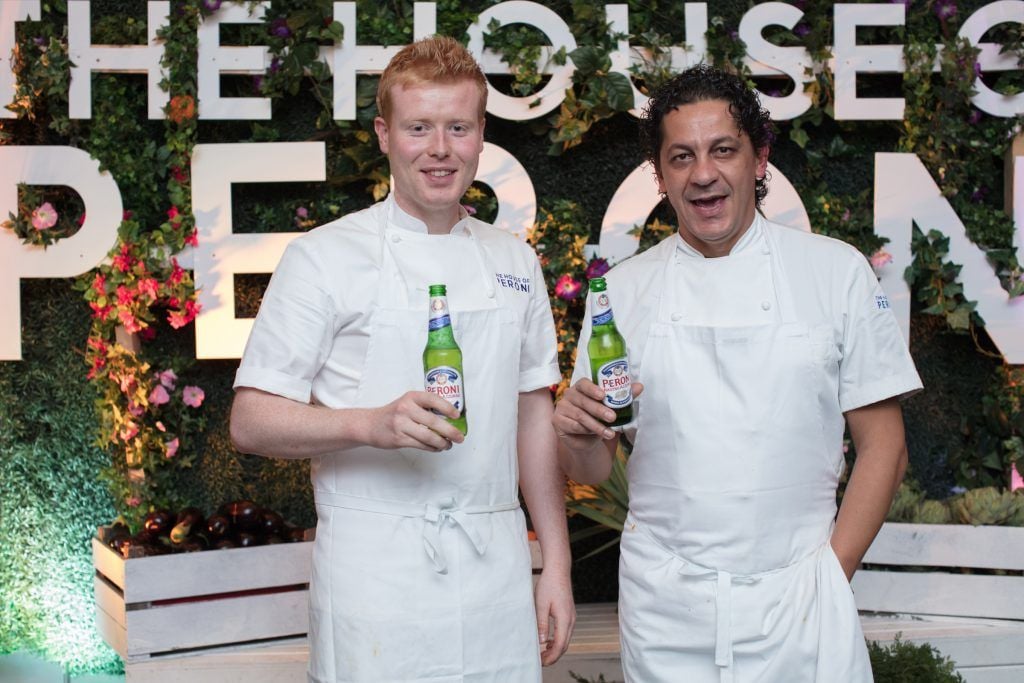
[2,0,1022,532]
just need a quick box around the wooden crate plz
[853,522,1024,620]
[92,527,313,663]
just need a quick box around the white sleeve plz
[838,257,923,412]
[518,253,562,392]
[233,239,338,403]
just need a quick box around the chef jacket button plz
[486,288,495,298]
[761,300,771,311]
[670,312,682,322]
[390,233,401,243]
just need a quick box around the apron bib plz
[307,198,540,683]
[619,221,870,683]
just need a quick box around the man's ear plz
[755,145,770,179]
[373,116,389,155]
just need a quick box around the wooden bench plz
[108,526,1024,682]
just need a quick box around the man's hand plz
[365,391,465,452]
[552,379,643,447]
[535,567,576,666]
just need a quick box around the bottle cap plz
[428,284,447,296]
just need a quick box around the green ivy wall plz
[1,0,1021,674]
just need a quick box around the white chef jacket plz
[573,214,923,439]
[235,199,560,405]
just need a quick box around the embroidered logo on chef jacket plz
[495,273,531,293]
[875,294,890,310]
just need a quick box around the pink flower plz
[127,496,142,508]
[119,422,139,442]
[148,384,171,406]
[31,202,58,230]
[91,273,107,294]
[158,369,178,390]
[869,249,893,269]
[118,373,136,394]
[461,204,477,216]
[182,385,205,408]
[116,285,135,307]
[127,401,144,418]
[113,243,135,273]
[184,229,199,247]
[122,210,133,221]
[118,309,142,333]
[585,258,610,280]
[136,277,159,303]
[167,206,182,227]
[168,258,185,285]
[90,302,112,320]
[295,206,309,219]
[554,274,583,301]
[155,420,166,432]
[165,437,179,459]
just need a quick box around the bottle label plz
[428,296,451,331]
[596,358,632,409]
[425,366,464,414]
[592,292,614,326]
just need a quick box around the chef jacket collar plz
[674,212,765,259]
[389,196,472,237]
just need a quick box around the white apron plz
[619,223,871,682]
[307,200,541,683]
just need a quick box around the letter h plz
[68,1,169,120]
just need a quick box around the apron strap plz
[315,490,520,574]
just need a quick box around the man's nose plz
[691,155,719,185]
[428,130,450,157]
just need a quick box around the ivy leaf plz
[790,127,810,149]
[605,72,635,111]
[946,306,971,330]
[569,45,609,75]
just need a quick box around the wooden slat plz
[863,524,1024,570]
[126,638,309,683]
[125,589,309,658]
[94,585,129,660]
[861,613,1024,668]
[853,570,1024,620]
[93,534,313,603]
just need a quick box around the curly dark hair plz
[640,64,773,207]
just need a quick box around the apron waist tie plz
[315,490,520,574]
[674,564,759,683]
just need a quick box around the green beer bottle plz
[423,284,468,436]
[587,277,633,427]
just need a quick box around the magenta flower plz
[295,206,309,219]
[158,369,178,390]
[585,258,610,280]
[554,274,583,301]
[934,0,956,20]
[165,437,180,459]
[182,385,205,408]
[149,384,171,406]
[155,420,166,432]
[31,202,58,230]
[270,18,292,38]
[869,249,893,269]
[127,496,142,508]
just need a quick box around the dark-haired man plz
[553,64,921,681]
